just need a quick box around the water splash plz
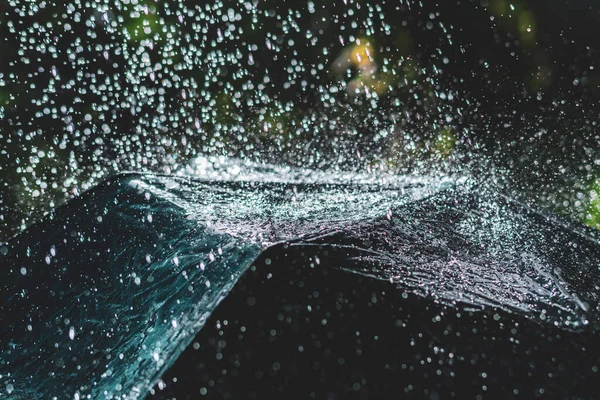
[3,0,600,242]
[301,187,600,328]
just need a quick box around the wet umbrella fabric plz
[1,173,599,399]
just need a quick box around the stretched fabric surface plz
[1,171,599,398]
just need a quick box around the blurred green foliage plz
[434,128,457,158]
[585,178,600,228]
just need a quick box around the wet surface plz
[2,172,600,398]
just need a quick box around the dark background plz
[2,0,600,239]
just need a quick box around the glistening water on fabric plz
[2,168,599,398]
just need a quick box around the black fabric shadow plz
[150,242,599,400]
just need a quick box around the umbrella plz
[1,171,599,398]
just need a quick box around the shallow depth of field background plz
[2,0,600,240]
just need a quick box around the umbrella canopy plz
[1,169,599,399]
